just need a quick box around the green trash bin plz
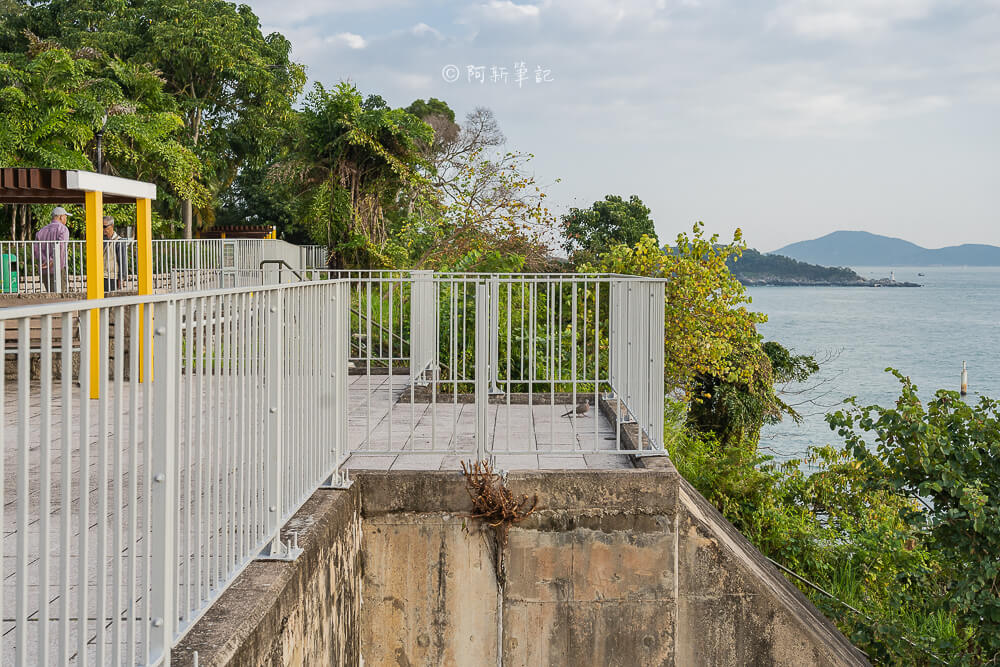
[1,254,18,293]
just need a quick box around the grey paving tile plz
[583,453,634,469]
[342,454,397,470]
[490,454,539,470]
[537,455,588,470]
[391,454,446,471]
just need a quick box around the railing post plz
[410,270,434,382]
[259,289,301,560]
[475,281,489,460]
[195,242,201,290]
[149,300,177,662]
[488,274,502,395]
[650,281,665,451]
[321,281,352,489]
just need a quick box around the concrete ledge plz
[173,487,362,666]
[356,469,680,516]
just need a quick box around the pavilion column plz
[85,190,104,399]
[136,198,153,381]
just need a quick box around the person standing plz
[34,206,71,292]
[102,216,125,292]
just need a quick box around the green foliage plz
[585,224,766,394]
[6,0,305,234]
[405,97,455,124]
[828,371,1000,663]
[214,160,301,240]
[0,40,205,235]
[687,341,815,447]
[562,194,657,257]
[270,82,432,267]
[675,366,999,664]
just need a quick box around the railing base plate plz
[631,449,669,458]
[319,472,353,490]
[257,537,303,562]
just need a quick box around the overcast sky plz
[246,0,999,252]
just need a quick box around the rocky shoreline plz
[738,277,921,287]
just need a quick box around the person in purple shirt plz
[34,206,71,292]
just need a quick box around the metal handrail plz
[258,259,303,281]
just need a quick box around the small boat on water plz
[918,272,925,276]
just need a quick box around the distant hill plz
[774,231,1000,267]
[728,249,920,287]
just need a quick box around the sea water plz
[748,266,1000,461]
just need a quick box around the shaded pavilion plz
[0,168,157,397]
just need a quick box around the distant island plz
[729,249,920,287]
[774,231,1000,267]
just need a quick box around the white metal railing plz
[1,279,350,664]
[0,239,89,294]
[339,271,667,457]
[0,268,665,664]
[300,245,327,269]
[0,239,310,296]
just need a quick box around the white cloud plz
[410,22,444,39]
[327,32,368,49]
[479,0,542,22]
[236,0,1000,247]
[754,84,950,135]
[254,0,412,25]
[769,0,939,39]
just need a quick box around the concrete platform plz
[343,374,634,472]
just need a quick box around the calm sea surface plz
[748,267,1000,461]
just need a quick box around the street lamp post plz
[95,113,108,173]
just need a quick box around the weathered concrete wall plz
[358,469,869,667]
[182,465,867,666]
[673,476,863,666]
[359,472,499,665]
[174,487,362,666]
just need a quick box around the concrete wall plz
[181,466,867,666]
[359,469,868,667]
[173,488,362,666]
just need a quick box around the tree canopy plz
[0,37,204,236]
[4,0,305,236]
[269,82,433,267]
[586,224,765,394]
[562,194,657,258]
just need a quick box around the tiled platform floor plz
[343,374,635,472]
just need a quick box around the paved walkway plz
[343,374,634,472]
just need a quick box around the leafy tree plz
[562,194,657,258]
[6,0,305,237]
[393,106,560,271]
[270,82,432,267]
[0,41,203,237]
[405,97,459,156]
[214,159,302,240]
[687,341,818,447]
[829,372,1000,663]
[587,224,765,394]
[406,97,456,124]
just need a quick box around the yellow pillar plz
[85,190,105,399]
[137,198,152,296]
[137,198,153,381]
